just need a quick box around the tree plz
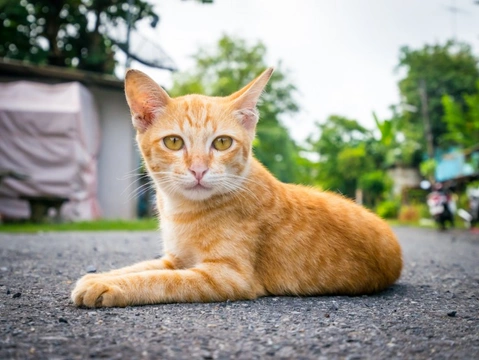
[441,80,479,149]
[0,0,158,73]
[308,115,374,198]
[372,111,422,167]
[169,35,302,183]
[396,41,479,151]
[308,115,394,207]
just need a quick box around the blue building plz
[435,146,479,183]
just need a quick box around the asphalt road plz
[0,227,478,359]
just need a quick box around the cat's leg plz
[97,254,177,276]
[74,254,176,285]
[71,263,258,307]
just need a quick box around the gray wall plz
[387,166,421,196]
[91,87,139,219]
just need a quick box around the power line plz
[443,0,469,40]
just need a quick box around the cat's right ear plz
[124,69,170,133]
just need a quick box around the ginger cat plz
[71,68,402,308]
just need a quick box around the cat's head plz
[124,68,273,201]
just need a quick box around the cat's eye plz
[213,136,233,151]
[163,136,184,150]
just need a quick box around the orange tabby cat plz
[71,68,402,308]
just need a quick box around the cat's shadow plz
[252,283,414,306]
[366,282,411,298]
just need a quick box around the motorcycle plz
[427,189,455,230]
[458,187,479,229]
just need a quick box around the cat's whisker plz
[118,173,148,180]
[210,175,266,202]
[124,185,151,203]
[236,186,261,204]
[223,173,269,189]
[120,175,152,196]
[117,165,145,179]
[218,178,261,203]
[154,177,185,188]
[148,171,186,180]
[128,187,153,203]
[119,167,152,197]
[124,180,155,203]
[153,177,185,196]
[160,181,183,198]
[124,165,144,174]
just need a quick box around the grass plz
[387,217,468,230]
[0,217,465,233]
[0,218,159,233]
[387,219,434,228]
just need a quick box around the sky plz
[124,0,479,144]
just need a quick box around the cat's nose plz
[189,166,208,181]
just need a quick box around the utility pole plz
[125,0,134,69]
[450,0,458,40]
[444,0,469,40]
[418,79,435,160]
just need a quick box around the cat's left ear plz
[229,67,274,133]
[124,69,170,133]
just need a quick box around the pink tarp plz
[0,81,101,220]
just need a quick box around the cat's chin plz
[180,186,216,201]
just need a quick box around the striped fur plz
[71,68,402,307]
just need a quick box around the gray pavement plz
[0,227,478,359]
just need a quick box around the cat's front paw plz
[71,275,128,308]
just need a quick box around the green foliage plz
[441,81,479,148]
[337,145,371,180]
[419,158,436,181]
[308,114,397,205]
[396,41,479,149]
[403,188,429,206]
[467,180,479,191]
[381,108,423,167]
[457,192,468,210]
[309,115,376,198]
[358,170,392,207]
[291,152,319,185]
[170,35,302,183]
[418,203,431,219]
[373,112,394,147]
[372,111,419,167]
[254,126,299,183]
[376,199,400,219]
[0,0,158,73]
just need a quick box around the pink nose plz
[189,166,208,181]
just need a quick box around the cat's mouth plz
[186,183,211,191]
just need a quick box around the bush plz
[398,204,429,223]
[418,203,430,218]
[376,200,400,219]
[358,170,393,207]
[398,205,419,222]
[457,192,468,210]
